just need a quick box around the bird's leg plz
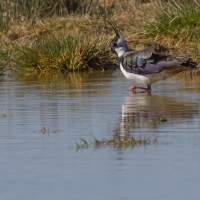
[128,85,151,92]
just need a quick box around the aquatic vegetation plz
[1,112,6,118]
[76,135,158,150]
[150,117,167,125]
[40,126,46,134]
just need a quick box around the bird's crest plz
[105,18,120,36]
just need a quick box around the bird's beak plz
[104,47,112,54]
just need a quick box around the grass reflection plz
[11,70,115,97]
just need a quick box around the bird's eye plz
[113,42,117,47]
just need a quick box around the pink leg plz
[128,85,151,92]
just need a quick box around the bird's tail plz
[181,58,199,69]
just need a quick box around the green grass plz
[13,33,115,72]
[145,0,200,43]
[0,46,13,72]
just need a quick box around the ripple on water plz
[0,71,200,200]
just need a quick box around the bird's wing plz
[121,44,166,74]
[120,43,197,75]
[122,44,156,59]
[121,53,191,75]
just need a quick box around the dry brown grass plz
[1,0,200,72]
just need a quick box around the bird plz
[104,21,199,92]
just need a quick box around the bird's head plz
[104,20,129,57]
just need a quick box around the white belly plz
[120,64,150,86]
[120,63,178,86]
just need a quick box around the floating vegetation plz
[1,109,6,118]
[0,108,13,118]
[40,126,46,134]
[76,135,158,150]
[1,113,6,118]
[32,127,61,134]
[150,117,167,125]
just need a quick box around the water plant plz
[40,126,46,134]
[76,135,158,150]
[150,117,167,125]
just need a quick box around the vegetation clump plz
[150,117,167,125]
[13,33,114,72]
[76,135,158,150]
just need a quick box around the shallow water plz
[0,71,200,200]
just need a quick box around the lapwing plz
[105,21,198,92]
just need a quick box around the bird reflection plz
[115,93,199,137]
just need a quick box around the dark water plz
[0,71,200,200]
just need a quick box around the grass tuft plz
[13,33,115,72]
[0,46,13,72]
[76,135,158,150]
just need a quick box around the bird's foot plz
[128,85,151,92]
[128,86,138,91]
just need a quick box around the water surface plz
[0,71,200,200]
